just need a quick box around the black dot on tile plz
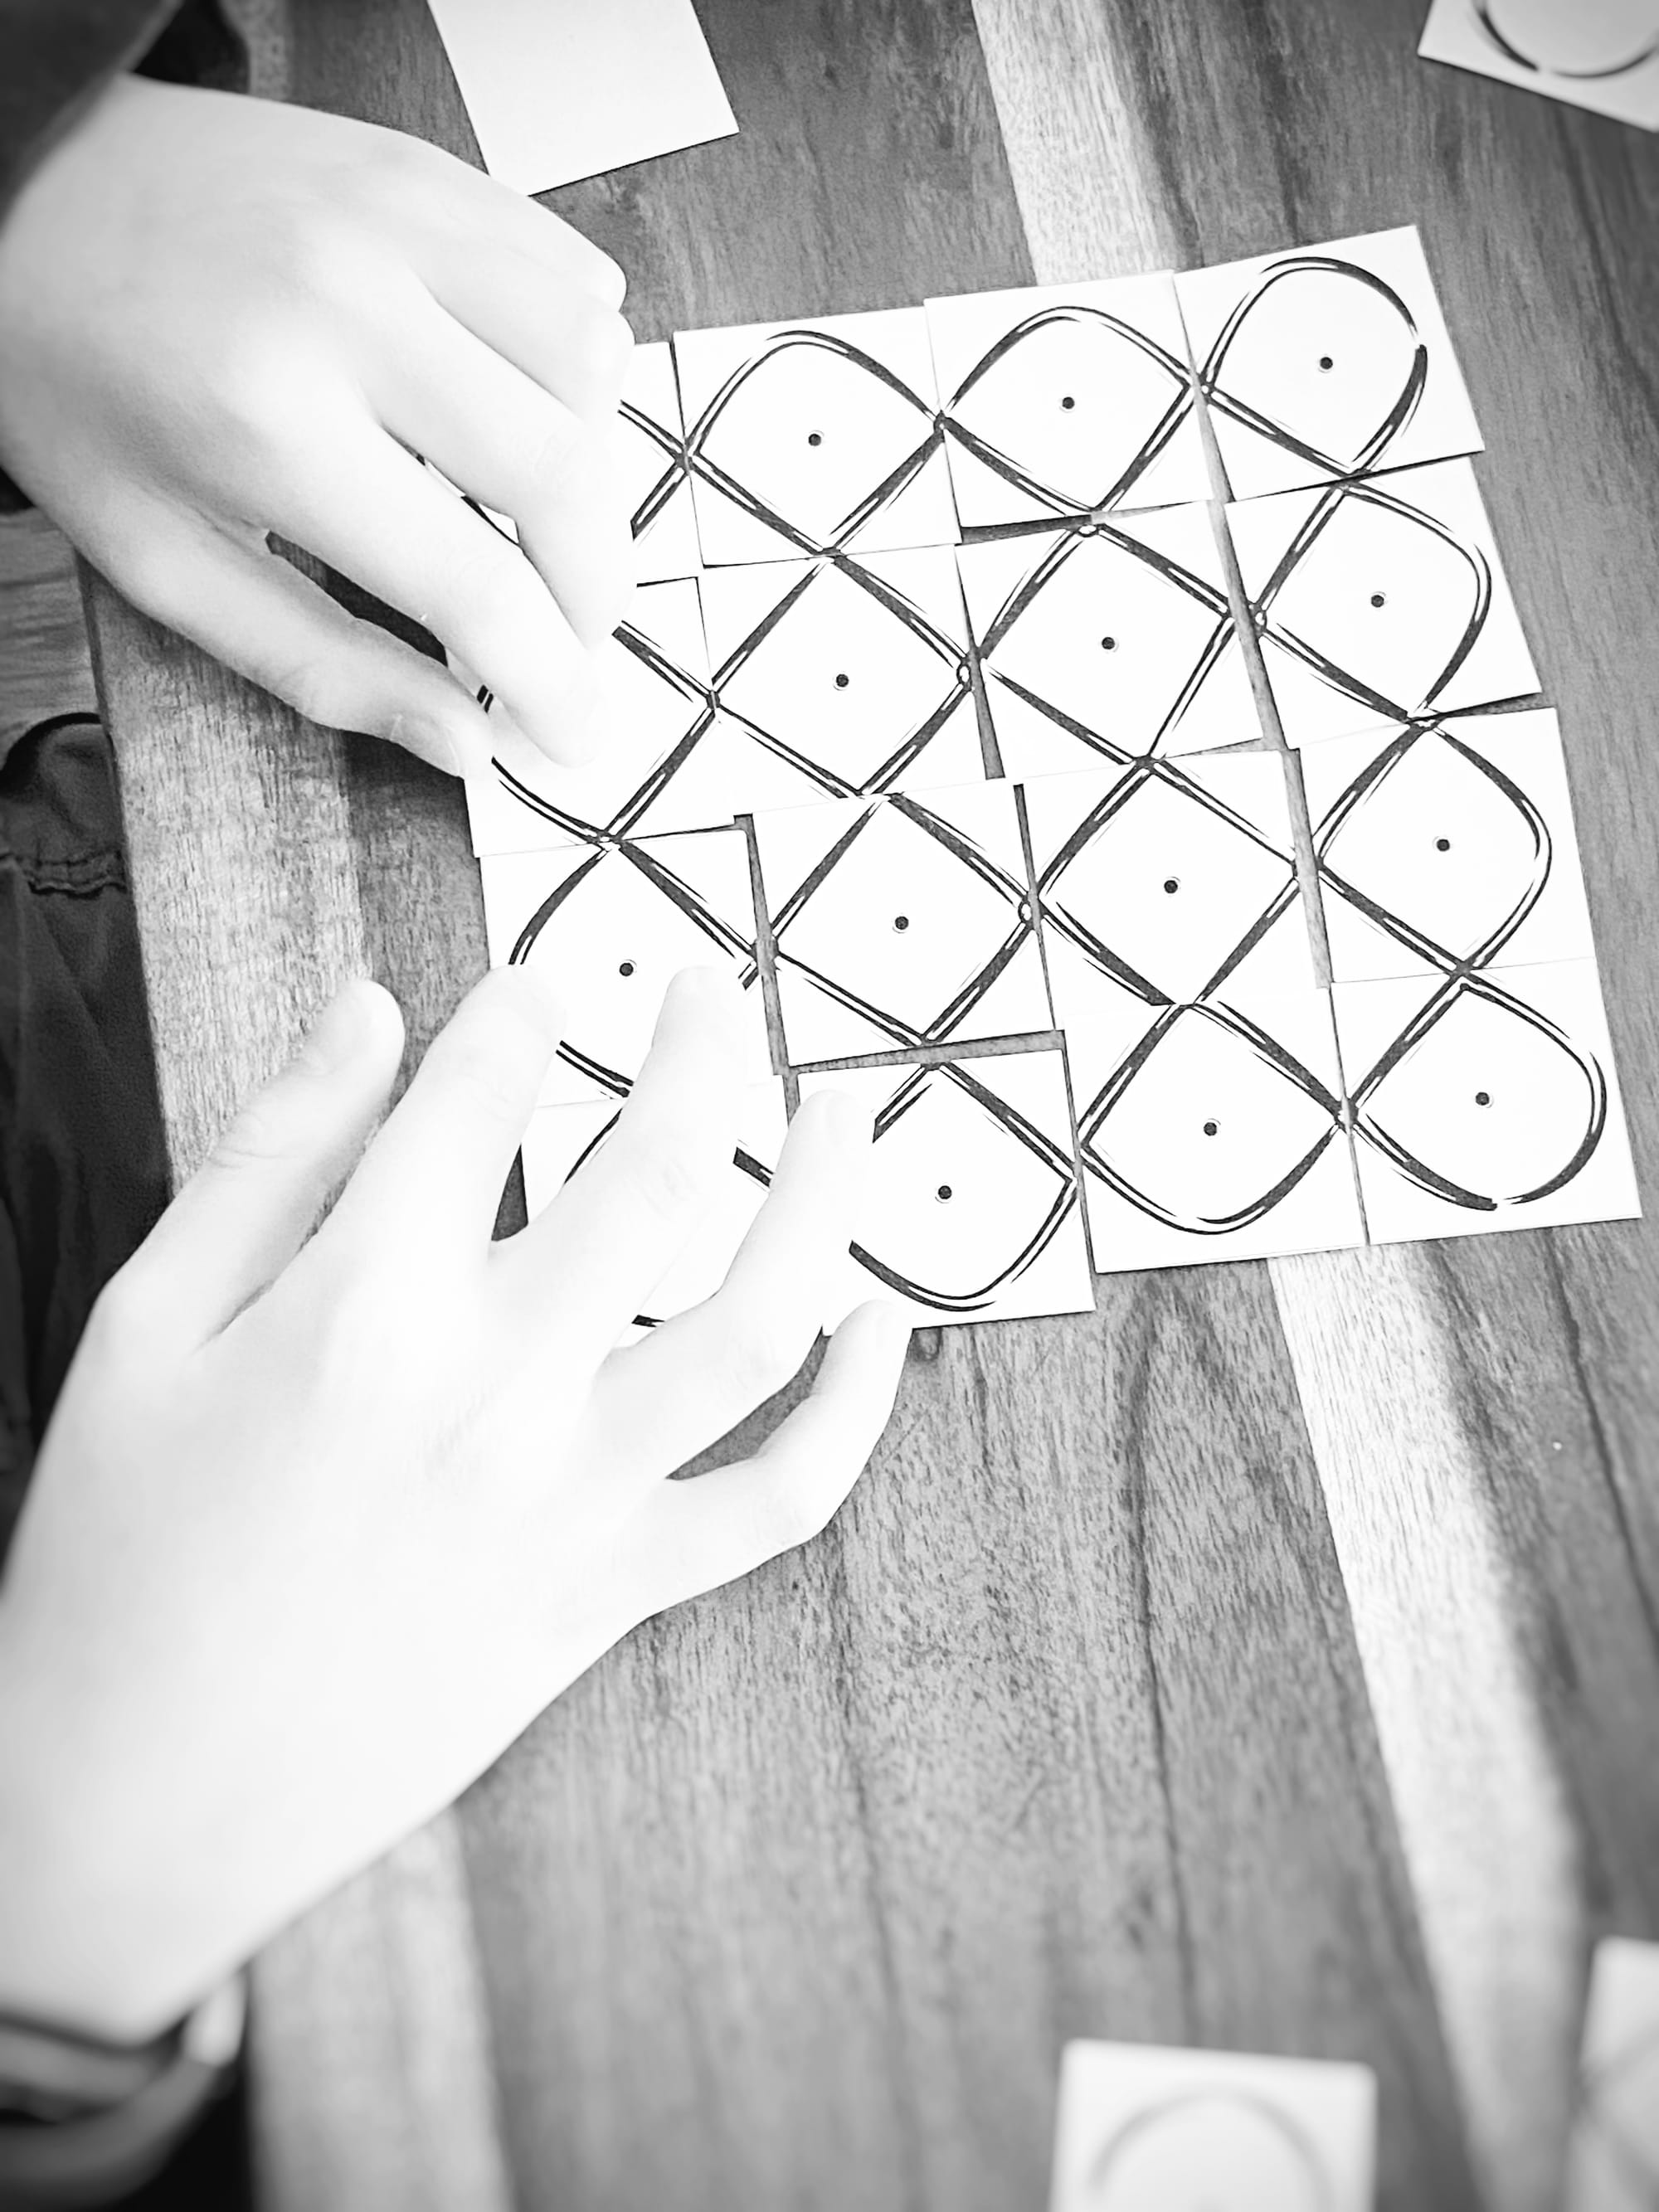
[1061,395,1076,410]
[1203,1120,1219,1137]
[1475,1090,1491,1106]
[1318,355,1335,372]
[1101,635,1117,652]
[619,960,635,978]
[834,673,850,689]
[1163,878,1180,895]
[1370,592,1387,608]
[935,1184,953,1203]
[807,431,822,447]
[893,914,910,933]
[1436,836,1452,852]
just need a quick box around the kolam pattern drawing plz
[469,223,1637,1330]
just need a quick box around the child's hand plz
[0,75,634,774]
[0,967,908,2042]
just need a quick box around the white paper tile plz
[698,549,986,799]
[1227,458,1540,745]
[619,341,700,585]
[960,507,1261,776]
[1175,224,1485,498]
[1300,710,1597,983]
[479,827,772,1103]
[674,307,956,565]
[753,780,1050,1066]
[1563,1937,1659,2212]
[1048,2039,1376,2212]
[520,1083,788,1344]
[1335,955,1642,1243]
[1024,756,1362,1271]
[924,273,1211,526]
[463,577,721,854]
[1420,0,1659,131]
[426,0,737,195]
[797,1050,1095,1328]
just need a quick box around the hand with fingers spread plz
[0,75,633,775]
[0,966,909,2044]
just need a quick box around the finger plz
[269,418,602,766]
[421,243,635,422]
[570,1087,873,1482]
[415,149,627,309]
[321,964,565,1264]
[503,966,747,1370]
[122,979,406,1345]
[617,1301,912,1618]
[377,296,634,649]
[117,509,494,775]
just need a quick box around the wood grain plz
[85,1,1659,2209]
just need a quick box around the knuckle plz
[521,418,596,516]
[626,1123,713,1232]
[211,1095,291,1174]
[568,304,635,402]
[722,1312,812,1408]
[85,1257,163,1351]
[265,651,341,730]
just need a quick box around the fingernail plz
[299,978,375,1072]
[388,712,486,779]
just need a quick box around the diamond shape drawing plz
[797,1049,1094,1325]
[752,780,1049,1064]
[479,828,772,1104]
[674,306,957,565]
[1228,459,1540,744]
[961,506,1261,775]
[924,271,1211,525]
[700,548,985,799]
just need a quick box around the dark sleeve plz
[0,2,182,225]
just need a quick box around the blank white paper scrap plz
[925,272,1211,526]
[1048,2039,1376,2212]
[1563,1936,1659,2211]
[427,0,737,194]
[1420,0,1659,131]
[797,1050,1095,1329]
[1175,225,1484,498]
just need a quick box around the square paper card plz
[1334,955,1641,1244]
[1175,224,1484,498]
[798,1049,1095,1328]
[674,306,957,566]
[1048,2039,1376,2212]
[699,548,985,802]
[619,340,700,586]
[1420,0,1659,133]
[752,779,1051,1067]
[924,272,1211,528]
[479,827,773,1105]
[1024,753,1363,1272]
[464,576,719,855]
[1299,709,1597,984]
[520,1084,788,1344]
[1563,1937,1659,2212]
[960,504,1261,777]
[1226,458,1540,746]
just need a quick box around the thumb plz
[131,979,406,1344]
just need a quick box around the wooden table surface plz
[92,2,1659,2207]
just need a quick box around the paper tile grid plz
[469,223,1637,1328]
